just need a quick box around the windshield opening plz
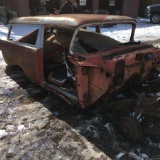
[71,23,134,54]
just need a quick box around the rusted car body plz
[0,14,160,142]
[0,14,160,108]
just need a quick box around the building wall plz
[59,0,66,7]
[59,0,98,12]
[122,0,139,18]
[8,0,141,18]
[9,0,30,17]
[92,0,139,17]
[153,0,160,3]
[92,0,99,12]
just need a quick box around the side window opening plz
[43,27,74,65]
[43,27,76,88]
[9,25,40,46]
[18,29,39,45]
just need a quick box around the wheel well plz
[8,64,24,72]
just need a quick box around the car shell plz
[0,14,160,108]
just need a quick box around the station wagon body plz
[0,14,160,108]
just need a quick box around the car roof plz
[148,4,160,7]
[9,14,136,28]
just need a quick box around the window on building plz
[109,0,115,7]
[79,0,86,6]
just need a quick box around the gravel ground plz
[0,64,111,160]
[0,19,160,160]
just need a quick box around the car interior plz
[11,25,121,90]
[42,26,121,88]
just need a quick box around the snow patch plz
[17,125,25,132]
[0,130,8,139]
[3,88,13,96]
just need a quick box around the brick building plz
[7,0,160,18]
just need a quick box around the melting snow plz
[0,130,8,139]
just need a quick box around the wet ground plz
[0,43,160,159]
